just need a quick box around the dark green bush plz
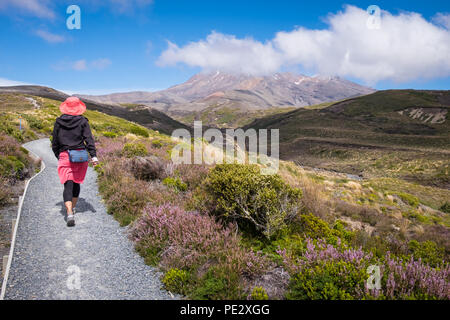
[0,155,25,179]
[163,177,187,192]
[102,131,118,138]
[122,142,148,158]
[408,240,445,267]
[193,265,245,300]
[440,202,450,213]
[394,192,420,207]
[162,268,190,295]
[202,164,302,238]
[286,260,366,300]
[297,214,354,245]
[130,125,149,137]
[22,114,43,130]
[249,286,269,300]
[151,139,163,149]
[332,220,355,244]
[298,213,333,240]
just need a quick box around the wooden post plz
[2,255,8,277]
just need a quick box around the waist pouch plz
[68,149,89,163]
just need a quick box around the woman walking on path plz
[52,97,98,227]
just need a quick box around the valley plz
[246,90,450,188]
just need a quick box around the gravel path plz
[3,139,176,300]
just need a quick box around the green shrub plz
[408,240,445,267]
[0,155,25,178]
[440,202,450,213]
[162,268,190,295]
[249,286,269,300]
[151,139,163,149]
[102,131,118,138]
[94,161,105,176]
[22,114,43,130]
[351,231,402,258]
[193,265,245,300]
[286,260,366,300]
[332,220,355,244]
[394,192,420,207]
[203,164,302,238]
[130,125,149,137]
[163,177,187,192]
[122,142,148,158]
[298,213,333,240]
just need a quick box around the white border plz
[0,147,46,300]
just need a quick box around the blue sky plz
[0,0,449,94]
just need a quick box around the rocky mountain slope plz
[78,72,375,116]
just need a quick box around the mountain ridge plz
[77,72,376,115]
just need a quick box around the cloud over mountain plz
[158,5,450,85]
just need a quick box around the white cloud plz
[433,13,450,29]
[0,0,54,19]
[158,32,281,75]
[91,58,112,70]
[73,60,88,71]
[158,5,450,84]
[53,58,112,72]
[36,30,65,43]
[0,78,28,87]
[0,0,153,19]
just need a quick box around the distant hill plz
[0,85,190,135]
[78,72,375,125]
[245,90,450,187]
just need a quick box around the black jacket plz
[52,115,97,159]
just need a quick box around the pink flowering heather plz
[382,253,450,299]
[278,238,374,275]
[130,204,270,277]
[0,134,20,156]
[278,238,449,300]
[96,137,125,158]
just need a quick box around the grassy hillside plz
[0,94,170,141]
[246,90,450,188]
[173,100,346,129]
[0,86,191,135]
[175,104,296,128]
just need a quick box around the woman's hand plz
[91,156,99,166]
